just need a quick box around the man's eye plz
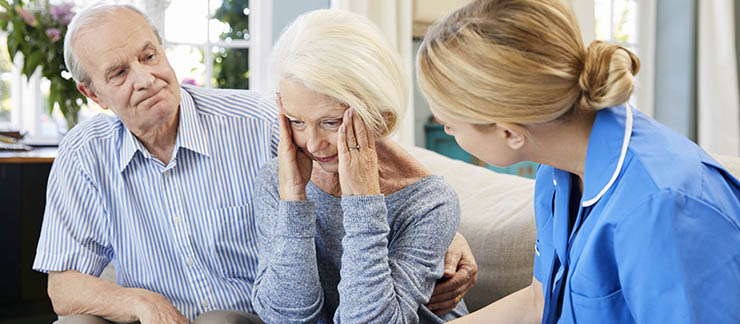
[290,120,305,127]
[144,53,155,61]
[112,69,126,78]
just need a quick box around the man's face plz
[74,8,180,136]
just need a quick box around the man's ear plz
[497,123,527,150]
[77,82,107,110]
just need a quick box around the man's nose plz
[132,64,155,90]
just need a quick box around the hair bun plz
[578,40,640,111]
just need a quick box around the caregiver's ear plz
[497,123,527,150]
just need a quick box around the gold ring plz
[455,294,463,302]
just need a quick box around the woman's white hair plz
[63,1,162,86]
[269,9,408,139]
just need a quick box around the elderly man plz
[33,3,476,324]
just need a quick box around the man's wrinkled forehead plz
[72,9,160,74]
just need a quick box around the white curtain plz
[331,0,415,147]
[698,0,740,156]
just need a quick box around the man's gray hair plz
[63,1,163,86]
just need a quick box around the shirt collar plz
[117,86,210,173]
[177,86,210,158]
[118,124,148,172]
[580,104,634,207]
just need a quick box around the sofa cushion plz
[407,145,537,311]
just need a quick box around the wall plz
[654,0,697,140]
[737,0,740,111]
[412,39,430,147]
[272,0,330,43]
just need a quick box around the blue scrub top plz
[533,105,740,323]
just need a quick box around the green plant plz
[213,0,249,89]
[0,0,87,129]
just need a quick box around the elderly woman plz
[250,9,469,324]
[416,0,740,323]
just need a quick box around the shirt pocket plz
[206,204,258,279]
[570,288,633,323]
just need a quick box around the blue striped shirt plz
[33,85,279,320]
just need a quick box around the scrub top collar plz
[578,104,634,207]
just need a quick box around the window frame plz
[1,0,272,140]
[163,0,270,90]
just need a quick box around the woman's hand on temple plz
[337,108,380,196]
[276,96,313,201]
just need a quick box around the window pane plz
[167,45,207,86]
[38,79,61,138]
[613,0,637,44]
[213,46,249,89]
[594,0,612,40]
[165,1,209,44]
[0,34,12,124]
[211,0,250,89]
[210,0,250,43]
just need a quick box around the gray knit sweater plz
[251,159,468,324]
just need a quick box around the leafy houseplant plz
[0,0,87,130]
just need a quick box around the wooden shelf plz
[0,147,57,164]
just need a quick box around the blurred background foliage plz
[213,0,249,89]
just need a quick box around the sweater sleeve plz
[251,162,324,324]
[335,182,460,324]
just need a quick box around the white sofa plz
[97,146,740,314]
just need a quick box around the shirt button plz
[186,258,194,266]
[202,300,210,308]
[174,216,181,224]
[553,179,557,186]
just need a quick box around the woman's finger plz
[352,108,369,150]
[366,118,377,150]
[278,114,293,150]
[345,108,358,151]
[338,113,348,154]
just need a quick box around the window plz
[164,0,251,89]
[0,0,269,142]
[594,0,656,116]
[0,33,12,127]
[595,0,637,47]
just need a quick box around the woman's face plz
[279,79,348,173]
[431,105,522,167]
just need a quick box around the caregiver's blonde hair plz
[270,9,407,138]
[417,0,640,125]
